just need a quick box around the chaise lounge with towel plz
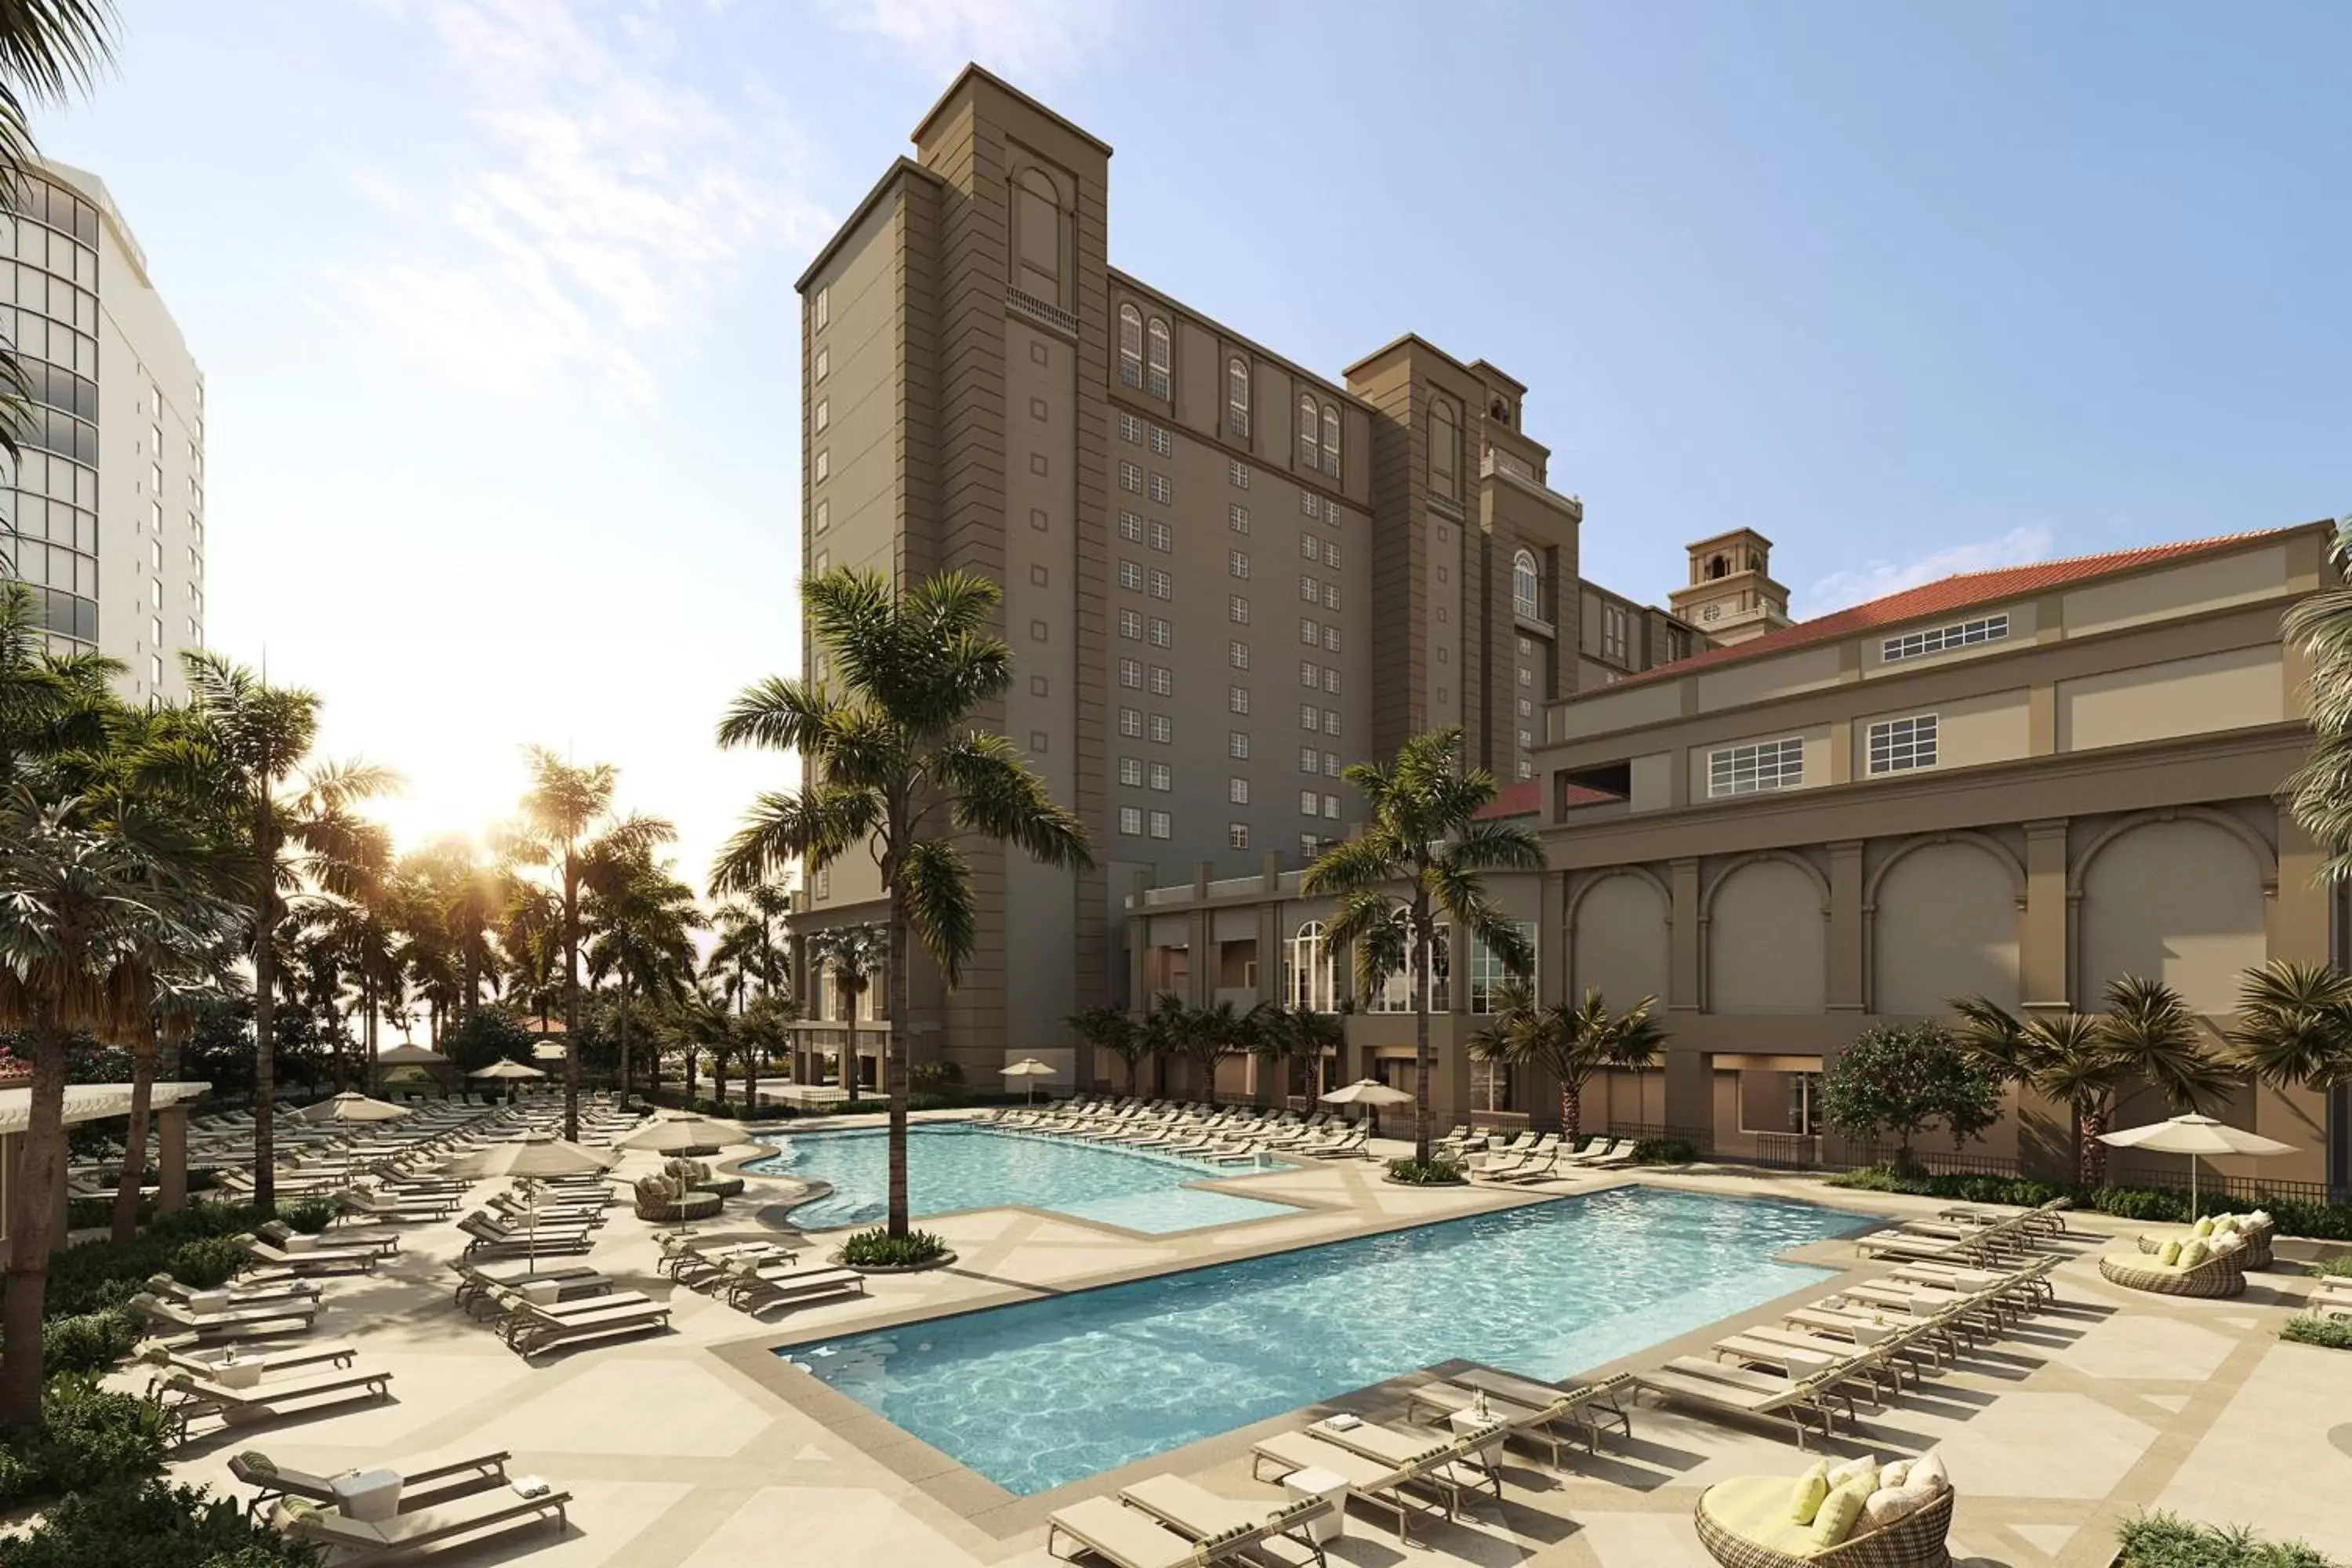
[1250,1417,1503,1543]
[270,1482,571,1559]
[1406,1369,1635,1464]
[230,1447,512,1518]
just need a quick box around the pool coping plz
[704,1174,1903,1542]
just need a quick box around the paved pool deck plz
[139,1110,2352,1568]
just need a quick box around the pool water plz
[782,1185,1858,1496]
[745,1123,1298,1233]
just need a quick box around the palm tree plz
[1167,998,1250,1102]
[2283,515,2352,874]
[1953,975,2230,1186]
[499,880,563,1033]
[804,923,885,1099]
[712,882,792,1111]
[674,980,737,1107]
[1290,1004,1345,1105]
[182,652,395,1214]
[1303,727,1543,1162]
[1138,993,1188,1099]
[1066,1005,1144,1095]
[513,747,673,1141]
[712,568,1091,1240]
[2224,960,2352,1095]
[1468,982,1666,1149]
[582,851,697,1105]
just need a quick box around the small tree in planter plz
[1820,1023,2002,1176]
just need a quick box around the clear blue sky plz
[37,0,2350,880]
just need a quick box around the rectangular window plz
[1301,618,1319,645]
[1324,541,1339,568]
[1867,713,1940,775]
[1301,492,1319,517]
[1148,568,1171,599]
[1229,596,1250,624]
[1149,423,1172,457]
[1229,822,1250,850]
[813,449,829,482]
[1323,583,1339,611]
[1301,661,1319,688]
[1149,713,1172,744]
[1323,793,1340,819]
[1301,532,1319,560]
[1708,736,1806,797]
[1229,550,1250,579]
[1883,613,2010,663]
[1299,705,1319,731]
[1119,460,1142,493]
[1517,666,1532,687]
[1323,668,1340,695]
[1323,626,1341,652]
[813,285,829,330]
[1118,608,1142,641]
[1148,473,1172,505]
[1120,806,1142,836]
[1229,460,1250,488]
[1323,710,1341,737]
[1229,685,1250,714]
[1601,602,1629,664]
[814,499,830,535]
[1300,789,1319,816]
[1300,575,1320,602]
[1324,498,1338,525]
[1230,731,1251,760]
[1229,503,1250,534]
[813,397,829,433]
[1118,657,1142,689]
[1148,616,1171,648]
[1148,810,1171,839]
[1301,833,1323,860]
[1119,757,1143,786]
[1118,706,1142,737]
[1118,412,1142,444]
[1517,696,1532,717]
[1301,747,1320,773]
[1149,521,1172,553]
[1149,665,1173,696]
[814,347,829,382]
[1119,510,1144,543]
[1229,640,1250,669]
[1323,751,1340,777]
[1119,559,1143,591]
[1149,761,1172,791]
[1229,777,1250,804]
[1470,921,1538,1013]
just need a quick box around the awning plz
[0,1081,211,1137]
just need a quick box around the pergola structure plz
[0,1081,211,1250]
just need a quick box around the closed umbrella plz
[999,1058,1056,1106]
[293,1091,409,1124]
[620,1118,737,1156]
[2097,1112,2296,1217]
[452,1137,612,1276]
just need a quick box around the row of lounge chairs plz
[1440,1131,1638,1182]
[655,1232,870,1316]
[988,1099,1373,1160]
[1851,1198,2071,1264]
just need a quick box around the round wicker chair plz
[1695,1478,1953,1568]
[633,1174,723,1223]
[666,1157,746,1200]
[2098,1246,2245,1298]
[2136,1216,2273,1270]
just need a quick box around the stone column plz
[1537,871,1568,1009]
[156,1105,188,1214]
[2021,819,2071,1011]
[1668,858,1703,1013]
[1827,841,1865,1013]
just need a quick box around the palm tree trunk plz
[111,1040,156,1246]
[2078,1104,2109,1187]
[744,1021,760,1118]
[1560,1074,1582,1151]
[253,809,280,1217]
[616,996,632,1112]
[561,856,581,1143]
[0,1015,71,1425]
[1411,927,1433,1163]
[886,884,913,1241]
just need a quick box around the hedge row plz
[1824,1168,2352,1241]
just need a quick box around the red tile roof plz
[1475,779,1623,818]
[1602,524,2320,692]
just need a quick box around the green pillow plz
[1811,1480,1870,1548]
[2178,1239,2210,1268]
[2191,1215,2215,1239]
[1789,1459,1831,1524]
[2210,1214,2239,1235]
[2158,1240,2183,1266]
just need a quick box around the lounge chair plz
[161,1344,357,1384]
[260,1218,399,1257]
[155,1364,393,1431]
[269,1485,571,1558]
[1634,1363,1844,1448]
[339,1187,461,1221]
[495,1293,671,1357]
[238,1236,379,1276]
[1578,1138,1639,1169]
[129,1292,320,1342]
[230,1447,510,1517]
[459,1213,597,1258]
[722,1260,869,1313]
[144,1271,322,1309]
[1046,1496,1254,1567]
[452,1264,612,1315]
[1116,1475,1334,1565]
[1407,1370,1635,1463]
[1249,1425,1498,1544]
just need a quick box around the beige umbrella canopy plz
[2098,1113,2296,1216]
[293,1091,410,1124]
[1319,1079,1414,1107]
[532,1041,568,1062]
[1000,1058,1057,1105]
[620,1118,737,1156]
[376,1043,449,1067]
[451,1137,612,1275]
[469,1059,548,1080]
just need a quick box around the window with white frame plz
[1149,423,1171,457]
[1118,411,1142,444]
[1300,705,1319,731]
[1229,459,1251,488]
[1301,491,1319,518]
[1708,736,1805,797]
[1289,920,1335,1011]
[814,285,829,331]
[1148,617,1171,648]
[1300,575,1320,602]
[1148,810,1171,839]
[1300,661,1319,688]
[1229,549,1250,579]
[1118,706,1142,736]
[1118,757,1142,786]
[1229,640,1250,669]
[1229,503,1250,534]
[1149,568,1171,599]
[1299,789,1319,815]
[1229,731,1250,760]
[1229,822,1250,850]
[1229,776,1250,804]
[1119,805,1142,836]
[1229,685,1250,714]
[1323,793,1340,819]
[1148,473,1172,505]
[1602,602,1630,664]
[1323,751,1340,776]
[1118,304,1142,386]
[1229,595,1250,624]
[1323,710,1341,737]
[1323,626,1341,652]
[1119,510,1144,543]
[1118,656,1142,688]
[1883,613,2009,663]
[1301,618,1319,644]
[1323,667,1339,695]
[1118,559,1143,592]
[1470,921,1537,1012]
[1149,761,1171,791]
[1319,402,1341,475]
[1145,317,1171,398]
[1298,394,1319,468]
[1324,539,1339,568]
[1149,664,1172,696]
[1866,713,1939,775]
[1149,713,1172,743]
[1300,746,1319,772]
[1118,460,1142,493]
[1323,583,1339,611]
[1300,532,1319,560]
[1117,609,1142,640]
[1227,357,1250,437]
[1512,550,1540,619]
[1149,521,1172,553]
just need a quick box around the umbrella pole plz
[525,1178,539,1279]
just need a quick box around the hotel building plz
[0,158,205,705]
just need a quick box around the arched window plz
[1706,554,1728,580]
[1289,921,1334,1012]
[1118,305,1142,387]
[1145,317,1171,399]
[1513,550,1540,620]
[1298,393,1319,470]
[1227,356,1250,438]
[1320,402,1341,477]
[1428,396,1461,501]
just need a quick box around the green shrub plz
[39,1309,142,1376]
[1821,1169,2352,1240]
[1385,1157,1467,1185]
[0,1479,325,1568]
[1631,1138,1697,1164]
[2280,1315,2352,1351]
[161,1235,247,1290]
[839,1229,950,1267]
[0,1376,174,1500]
[2310,1254,2352,1279]
[278,1197,339,1236]
[2115,1509,2334,1566]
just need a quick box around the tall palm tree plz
[182,652,395,1214]
[1468,982,1666,1149]
[712,568,1091,1240]
[1303,726,1543,1161]
[804,922,886,1099]
[583,851,697,1105]
[514,748,673,1140]
[1066,1004,1143,1095]
[2224,960,2352,1095]
[2283,515,2352,876]
[499,880,563,1033]
[711,882,791,1110]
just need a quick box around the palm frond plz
[709,784,877,895]
[932,732,1093,869]
[899,836,975,985]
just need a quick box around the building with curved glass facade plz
[0,158,202,703]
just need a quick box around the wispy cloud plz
[814,0,1117,83]
[335,0,831,397]
[1804,524,2056,615]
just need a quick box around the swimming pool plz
[744,1123,1298,1233]
[782,1185,1859,1495]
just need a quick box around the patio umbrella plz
[293,1091,409,1124]
[468,1059,547,1080]
[452,1137,612,1277]
[999,1058,1056,1106]
[620,1118,737,1156]
[376,1043,449,1066]
[2097,1112,2296,1217]
[1319,1079,1414,1106]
